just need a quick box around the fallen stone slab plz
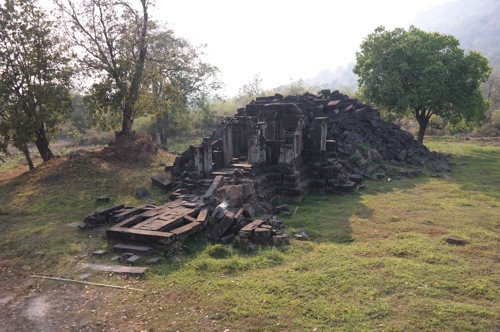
[137,187,154,200]
[82,263,147,275]
[96,197,110,202]
[211,204,226,220]
[110,205,150,223]
[94,204,125,217]
[255,227,272,238]
[112,243,155,254]
[92,250,108,256]
[151,175,173,192]
[446,236,466,245]
[239,219,265,239]
[126,255,141,265]
[196,209,209,226]
[276,205,290,213]
[272,234,290,245]
[208,212,236,242]
[220,233,235,244]
[204,175,223,199]
[118,253,134,263]
[85,215,106,225]
[148,257,160,265]
[171,221,203,240]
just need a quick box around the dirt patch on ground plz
[0,265,96,332]
[92,133,158,164]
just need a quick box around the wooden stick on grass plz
[30,275,145,291]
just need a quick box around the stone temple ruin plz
[171,89,449,202]
[83,90,450,252]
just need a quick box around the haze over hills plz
[412,0,500,70]
[306,0,500,92]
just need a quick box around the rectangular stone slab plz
[151,175,173,192]
[106,227,176,245]
[196,209,209,225]
[133,215,185,232]
[94,204,125,216]
[126,255,141,265]
[204,175,223,198]
[112,243,155,254]
[208,213,235,242]
[239,219,265,238]
[82,264,147,275]
[111,205,149,223]
[171,221,203,239]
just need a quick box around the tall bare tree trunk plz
[417,122,427,144]
[35,124,54,162]
[120,0,148,133]
[21,144,34,171]
[156,114,169,150]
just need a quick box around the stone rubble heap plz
[81,89,451,250]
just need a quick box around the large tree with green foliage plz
[136,27,222,149]
[0,0,73,170]
[353,26,491,143]
[56,0,150,133]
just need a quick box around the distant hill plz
[304,0,500,94]
[304,63,358,94]
[411,0,500,69]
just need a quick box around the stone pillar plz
[257,122,267,164]
[278,144,296,175]
[221,119,233,167]
[247,122,267,165]
[203,137,212,176]
[191,145,204,177]
[247,136,259,165]
[314,117,328,151]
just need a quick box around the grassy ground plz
[1,136,500,331]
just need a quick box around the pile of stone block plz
[82,178,292,248]
[208,203,289,246]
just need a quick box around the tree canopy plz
[0,0,73,169]
[56,0,150,133]
[353,26,491,143]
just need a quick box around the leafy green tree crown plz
[353,26,491,142]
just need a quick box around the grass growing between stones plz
[1,137,500,331]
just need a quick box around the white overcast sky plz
[43,0,456,96]
[154,0,456,96]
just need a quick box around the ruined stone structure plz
[172,89,450,205]
[84,90,450,248]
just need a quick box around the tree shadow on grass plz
[439,147,500,200]
[281,173,436,245]
[282,192,372,244]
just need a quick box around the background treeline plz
[3,0,500,167]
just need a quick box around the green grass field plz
[1,136,500,331]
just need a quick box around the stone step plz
[112,243,155,254]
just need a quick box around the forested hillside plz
[412,0,500,69]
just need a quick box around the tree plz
[481,69,500,112]
[136,27,223,148]
[55,0,150,133]
[0,0,73,170]
[237,73,263,105]
[353,26,491,143]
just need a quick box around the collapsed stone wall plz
[243,90,450,177]
[171,90,450,204]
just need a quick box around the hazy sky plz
[155,0,456,96]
